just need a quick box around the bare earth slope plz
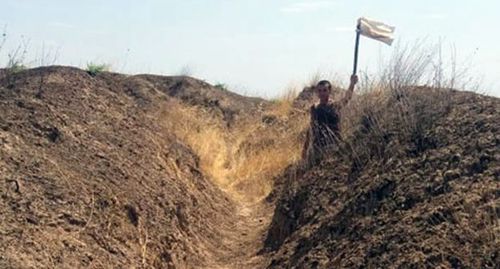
[0,66,272,268]
[1,66,498,269]
[264,89,499,268]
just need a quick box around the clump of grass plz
[269,83,301,118]
[4,35,29,74]
[214,83,228,91]
[161,101,229,185]
[6,61,27,73]
[86,62,110,76]
[161,98,308,203]
[312,40,477,173]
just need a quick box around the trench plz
[162,103,306,268]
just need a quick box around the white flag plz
[358,17,395,46]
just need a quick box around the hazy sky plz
[1,0,499,97]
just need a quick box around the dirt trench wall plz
[0,66,241,268]
[264,90,500,268]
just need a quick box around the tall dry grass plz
[269,82,303,117]
[160,41,480,205]
[161,94,308,203]
[275,42,496,267]
[332,41,478,164]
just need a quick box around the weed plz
[86,62,110,76]
[214,83,228,91]
[6,62,26,73]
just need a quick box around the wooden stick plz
[352,24,361,76]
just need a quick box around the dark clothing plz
[302,102,343,168]
[310,102,342,147]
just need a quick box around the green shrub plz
[86,62,110,76]
[214,83,227,91]
[7,61,27,73]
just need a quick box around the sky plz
[1,0,499,97]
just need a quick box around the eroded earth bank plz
[1,66,498,268]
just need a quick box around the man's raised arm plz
[339,75,358,107]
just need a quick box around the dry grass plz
[269,83,302,117]
[160,41,460,204]
[332,41,472,164]
[161,96,308,203]
[267,42,497,268]
[342,44,497,267]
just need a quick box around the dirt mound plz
[133,74,268,127]
[2,65,498,269]
[0,66,276,268]
[264,89,499,268]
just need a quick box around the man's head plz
[316,80,332,104]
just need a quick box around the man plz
[302,75,358,166]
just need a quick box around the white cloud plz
[280,1,337,13]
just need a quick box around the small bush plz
[7,61,27,73]
[86,62,110,76]
[214,83,227,91]
[3,32,29,71]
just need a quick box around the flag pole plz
[352,23,361,76]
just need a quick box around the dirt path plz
[203,188,274,269]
